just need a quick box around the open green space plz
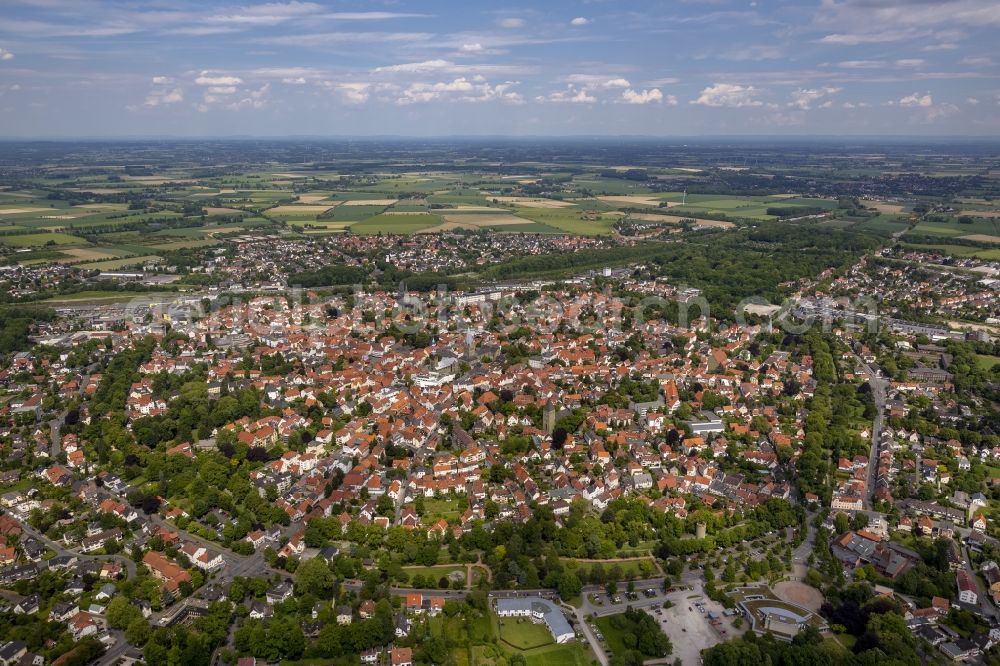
[497,617,555,650]
[511,208,617,235]
[350,213,442,234]
[0,232,86,247]
[909,217,1000,237]
[899,242,1000,260]
[977,354,1000,372]
[76,255,164,270]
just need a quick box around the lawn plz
[977,355,1000,372]
[561,557,654,579]
[401,564,465,581]
[594,614,634,657]
[497,617,555,650]
[524,643,591,666]
[421,496,466,521]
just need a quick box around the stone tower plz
[543,398,556,436]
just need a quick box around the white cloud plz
[0,48,13,61]
[336,82,371,103]
[570,17,590,26]
[282,77,307,85]
[838,60,886,69]
[961,56,992,65]
[375,59,452,74]
[207,86,237,94]
[143,88,183,108]
[818,29,930,45]
[497,18,526,28]
[542,87,597,104]
[227,83,271,110]
[789,87,840,110]
[152,76,172,84]
[922,42,959,51]
[566,75,631,88]
[398,78,473,104]
[460,43,483,52]
[899,92,933,107]
[257,31,433,47]
[396,77,522,104]
[206,1,322,26]
[967,97,980,104]
[195,73,243,86]
[895,59,925,67]
[621,88,664,104]
[320,12,429,20]
[691,83,762,107]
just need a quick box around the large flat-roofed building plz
[495,597,574,643]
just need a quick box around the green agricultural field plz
[900,242,1000,260]
[570,177,657,195]
[77,255,164,270]
[511,208,617,235]
[0,232,85,247]
[149,238,220,250]
[853,214,911,235]
[426,193,492,206]
[317,205,388,222]
[350,213,441,234]
[910,217,1000,237]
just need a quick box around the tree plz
[296,558,335,599]
[557,571,582,601]
[834,512,850,535]
[126,618,152,646]
[106,595,139,630]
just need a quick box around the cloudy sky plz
[0,0,997,137]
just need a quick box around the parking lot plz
[647,595,743,666]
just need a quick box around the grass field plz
[852,214,910,235]
[899,242,1000,260]
[594,614,638,658]
[400,564,465,581]
[512,208,617,235]
[910,217,1000,237]
[43,290,155,303]
[523,644,590,666]
[421,496,467,521]
[77,255,163,270]
[560,557,654,579]
[497,618,555,650]
[350,213,441,234]
[0,232,85,247]
[977,355,1000,372]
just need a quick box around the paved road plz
[49,416,62,458]
[571,604,608,666]
[16,519,137,578]
[853,351,888,510]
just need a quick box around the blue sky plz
[0,0,997,137]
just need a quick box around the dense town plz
[0,226,998,666]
